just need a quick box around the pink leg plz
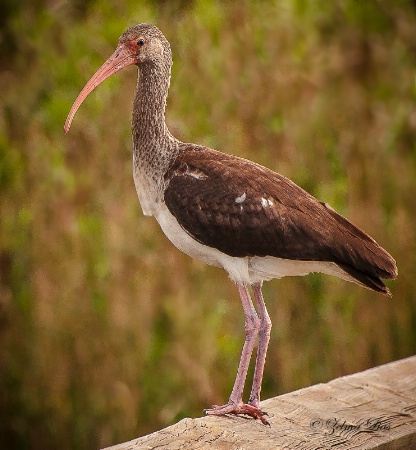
[248,282,272,408]
[204,284,269,425]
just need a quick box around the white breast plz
[133,153,161,216]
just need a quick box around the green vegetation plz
[1,1,415,448]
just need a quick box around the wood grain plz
[103,356,416,450]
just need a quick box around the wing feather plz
[164,145,397,288]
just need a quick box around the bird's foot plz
[204,402,270,426]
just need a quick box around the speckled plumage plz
[129,25,179,216]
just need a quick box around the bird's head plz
[64,24,171,133]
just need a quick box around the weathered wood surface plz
[103,356,416,450]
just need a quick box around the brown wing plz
[164,145,397,292]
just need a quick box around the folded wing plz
[164,145,397,294]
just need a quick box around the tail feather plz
[323,203,397,284]
[338,263,392,297]
[320,202,398,294]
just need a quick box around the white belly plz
[153,203,355,287]
[154,203,251,283]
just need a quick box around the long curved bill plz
[64,42,138,133]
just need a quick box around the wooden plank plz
[103,356,416,450]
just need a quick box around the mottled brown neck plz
[132,56,180,184]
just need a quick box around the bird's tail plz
[337,262,395,296]
[321,202,397,295]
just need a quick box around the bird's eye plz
[137,38,145,47]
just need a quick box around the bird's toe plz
[204,402,270,425]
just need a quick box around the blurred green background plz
[1,0,415,448]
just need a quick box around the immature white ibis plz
[65,24,397,425]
